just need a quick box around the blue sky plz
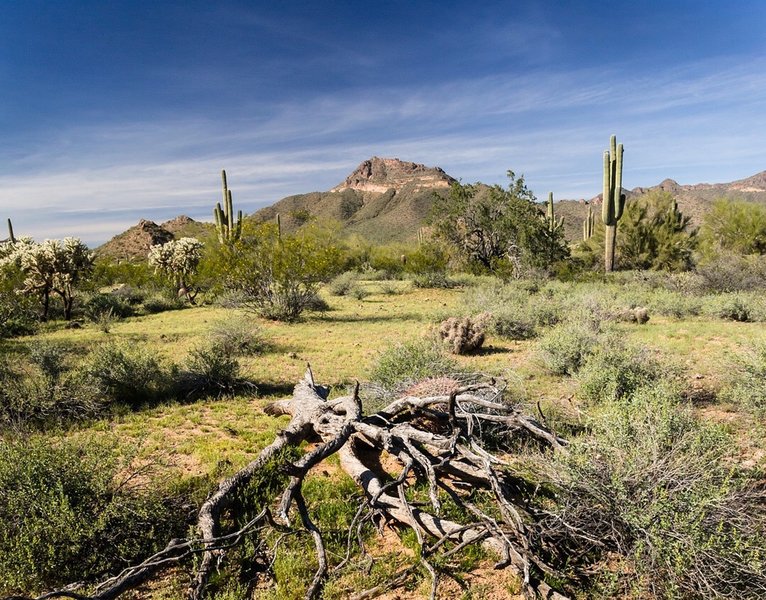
[1,0,765,245]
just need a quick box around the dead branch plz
[17,367,569,600]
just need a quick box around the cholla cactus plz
[0,237,92,320]
[439,316,485,355]
[148,237,204,304]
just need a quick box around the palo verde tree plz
[148,237,204,304]
[431,171,568,277]
[698,197,766,258]
[220,221,344,321]
[0,237,93,320]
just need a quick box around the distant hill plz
[96,216,213,261]
[554,170,766,242]
[252,157,455,244]
[98,162,766,257]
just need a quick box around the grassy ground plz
[8,277,766,599]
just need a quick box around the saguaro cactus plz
[582,205,594,241]
[545,192,564,233]
[602,135,625,271]
[214,170,243,244]
[7,218,14,243]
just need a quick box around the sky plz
[1,0,765,246]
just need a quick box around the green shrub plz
[328,271,360,296]
[702,293,763,322]
[177,343,251,399]
[721,341,766,416]
[547,384,766,598]
[0,435,185,596]
[207,314,266,356]
[645,288,702,319]
[141,293,184,314]
[576,337,670,404]
[81,342,169,408]
[537,322,600,376]
[411,271,457,289]
[0,346,103,429]
[83,292,134,321]
[370,338,457,392]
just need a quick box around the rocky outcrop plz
[96,219,174,261]
[331,157,455,193]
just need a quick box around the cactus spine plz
[545,192,564,233]
[602,135,625,271]
[214,170,243,244]
[7,218,14,243]
[582,205,594,241]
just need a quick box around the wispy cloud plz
[1,55,764,244]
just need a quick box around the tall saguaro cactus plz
[602,135,625,271]
[545,192,564,233]
[7,218,14,243]
[214,170,243,244]
[582,205,594,241]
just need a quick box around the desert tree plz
[430,171,568,277]
[148,237,204,304]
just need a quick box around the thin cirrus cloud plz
[1,52,765,246]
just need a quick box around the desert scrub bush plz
[207,313,266,356]
[141,292,184,314]
[438,315,485,354]
[0,435,186,597]
[537,322,600,376]
[82,292,134,321]
[0,344,103,429]
[411,271,458,289]
[369,337,458,392]
[327,271,360,296]
[544,384,766,599]
[176,342,253,399]
[703,292,766,322]
[81,342,169,408]
[644,288,702,319]
[720,341,766,417]
[576,337,672,405]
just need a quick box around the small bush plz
[645,288,702,319]
[537,322,600,376]
[547,384,766,599]
[350,284,370,300]
[83,292,134,321]
[208,314,266,356]
[411,271,457,289]
[576,337,671,404]
[703,293,766,322]
[721,341,766,416]
[328,271,359,296]
[141,293,184,314]
[0,436,185,596]
[81,342,169,408]
[0,351,103,429]
[695,252,766,292]
[370,338,458,392]
[177,343,252,399]
[438,316,485,355]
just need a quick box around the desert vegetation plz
[1,143,766,600]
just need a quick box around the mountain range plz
[97,157,766,260]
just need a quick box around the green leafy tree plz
[148,237,204,304]
[216,221,344,321]
[698,198,766,257]
[0,237,93,320]
[430,171,568,276]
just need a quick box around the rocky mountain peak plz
[331,157,455,193]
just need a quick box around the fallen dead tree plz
[13,367,569,600]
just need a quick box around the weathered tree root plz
[16,367,569,600]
